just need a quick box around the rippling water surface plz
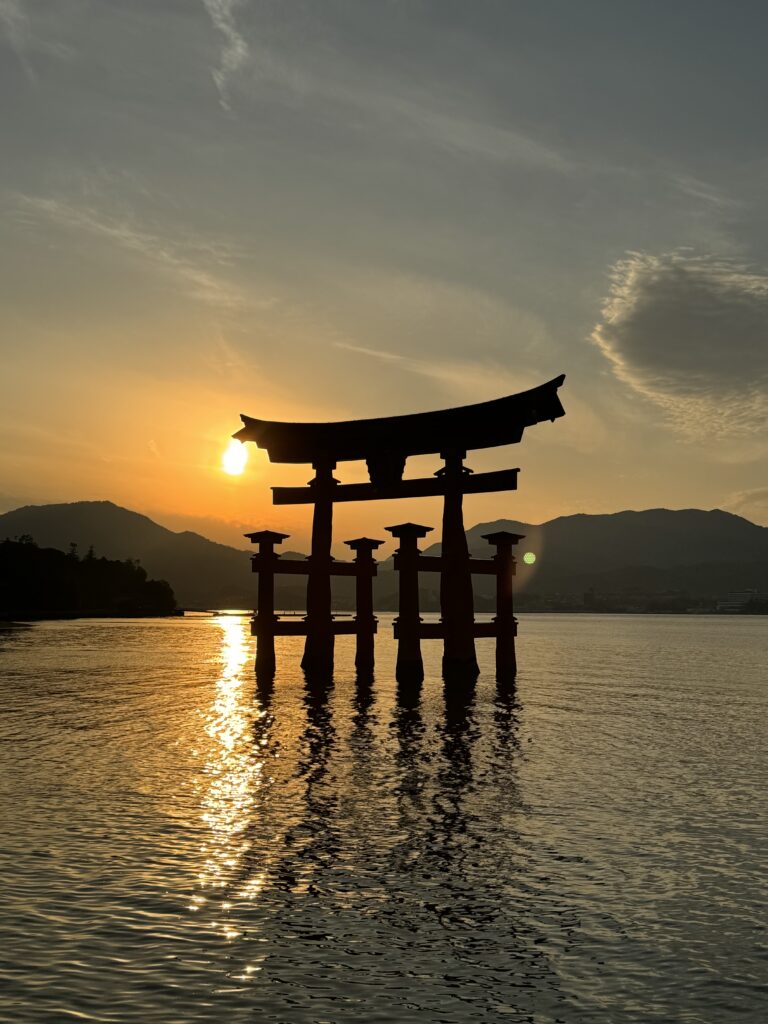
[0,615,765,1023]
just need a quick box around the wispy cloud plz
[384,94,571,171]
[334,340,537,403]
[0,0,34,79]
[329,268,557,402]
[201,0,250,110]
[592,250,768,446]
[672,174,740,211]
[14,194,245,311]
[724,486,768,526]
[334,341,405,364]
[0,0,73,79]
[0,416,113,463]
[211,21,575,173]
[334,341,601,453]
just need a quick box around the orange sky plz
[2,2,766,547]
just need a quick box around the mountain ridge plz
[1,500,766,610]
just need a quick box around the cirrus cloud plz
[201,0,250,109]
[592,251,768,442]
[724,486,768,526]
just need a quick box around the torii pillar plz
[386,523,432,685]
[439,450,479,681]
[483,530,524,679]
[301,461,337,677]
[245,529,289,678]
[344,536,383,676]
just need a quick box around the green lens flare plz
[523,551,536,565]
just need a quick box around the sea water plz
[0,614,765,1023]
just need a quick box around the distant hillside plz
[0,502,269,609]
[413,510,767,609]
[1,501,766,611]
[453,508,768,599]
[429,507,768,564]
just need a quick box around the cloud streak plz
[359,89,572,172]
[334,340,535,399]
[212,20,575,173]
[14,194,245,311]
[0,0,34,79]
[0,0,73,78]
[334,341,602,453]
[201,0,250,109]
[592,251,768,443]
[724,486,768,526]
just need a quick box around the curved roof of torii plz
[234,373,566,465]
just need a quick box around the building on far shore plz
[715,590,766,613]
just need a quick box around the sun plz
[222,439,248,476]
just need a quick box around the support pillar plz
[301,462,337,677]
[344,537,383,677]
[386,523,432,685]
[483,531,524,680]
[438,450,478,681]
[245,530,289,678]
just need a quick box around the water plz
[0,614,765,1023]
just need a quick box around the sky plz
[1,0,767,551]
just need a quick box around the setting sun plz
[222,439,248,476]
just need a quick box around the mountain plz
[1,501,766,611]
[0,502,271,609]
[426,508,768,565]
[455,508,768,599]
[422,510,768,609]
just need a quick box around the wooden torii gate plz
[234,374,565,680]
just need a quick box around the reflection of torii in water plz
[235,374,566,683]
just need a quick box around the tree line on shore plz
[0,537,177,619]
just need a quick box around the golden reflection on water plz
[192,616,268,940]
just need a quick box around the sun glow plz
[222,439,248,476]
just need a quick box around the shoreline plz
[6,609,765,624]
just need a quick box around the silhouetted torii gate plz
[234,373,565,681]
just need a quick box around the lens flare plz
[523,551,536,565]
[222,439,248,476]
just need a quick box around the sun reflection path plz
[192,617,269,945]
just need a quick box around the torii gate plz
[234,374,565,681]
